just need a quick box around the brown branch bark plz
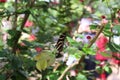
[12,0,35,53]
[88,25,105,48]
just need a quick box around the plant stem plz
[13,0,18,29]
[88,25,105,48]
[58,61,79,80]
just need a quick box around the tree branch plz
[12,0,35,53]
[88,25,105,48]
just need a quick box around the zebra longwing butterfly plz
[55,32,67,57]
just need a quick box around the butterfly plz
[55,32,67,58]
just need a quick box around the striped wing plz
[55,32,66,57]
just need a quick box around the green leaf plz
[101,52,112,58]
[11,56,23,70]
[0,39,4,46]
[17,70,28,79]
[36,59,47,71]
[0,51,5,57]
[48,8,59,17]
[0,74,6,80]
[103,30,112,37]
[113,25,120,32]
[90,25,97,30]
[108,42,120,52]
[103,65,112,73]
[12,70,28,80]
[105,23,110,29]
[35,50,55,71]
[103,23,112,37]
[67,37,81,47]
[21,40,33,47]
[76,73,87,80]
[7,30,18,37]
[45,18,53,25]
[67,37,76,43]
[7,38,15,47]
[82,47,96,55]
[74,51,83,58]
[47,72,59,80]
[64,47,78,54]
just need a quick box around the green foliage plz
[76,73,87,80]
[67,37,81,47]
[113,25,120,36]
[0,0,120,80]
[103,23,112,37]
[0,74,6,80]
[103,64,112,73]
[34,50,55,71]
[101,52,112,58]
[108,42,120,52]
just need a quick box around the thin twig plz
[13,0,18,29]
[58,61,79,80]
[88,25,105,48]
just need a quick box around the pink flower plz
[112,58,120,64]
[0,0,7,2]
[101,19,108,24]
[20,42,26,46]
[112,52,120,57]
[95,35,108,61]
[112,52,120,64]
[70,70,77,76]
[25,20,33,27]
[2,33,8,42]
[96,36,108,51]
[95,51,108,61]
[99,61,105,67]
[28,34,37,41]
[51,0,59,5]
[117,10,120,18]
[113,19,119,24]
[100,72,106,80]
[35,47,42,53]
